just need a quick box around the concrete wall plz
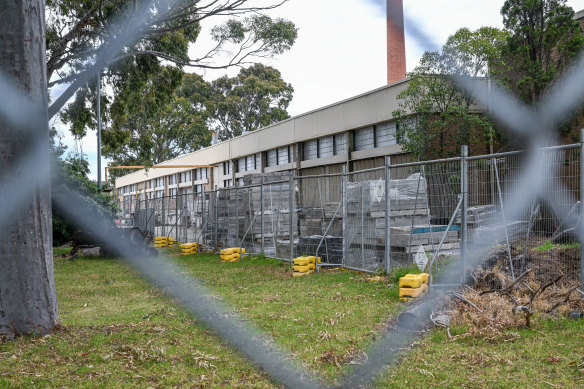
[115,79,411,192]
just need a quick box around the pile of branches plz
[433,268,584,340]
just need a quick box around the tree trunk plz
[0,0,59,335]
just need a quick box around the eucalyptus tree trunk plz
[0,0,59,336]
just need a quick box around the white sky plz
[52,0,584,180]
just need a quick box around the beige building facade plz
[114,79,414,204]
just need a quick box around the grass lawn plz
[1,248,583,388]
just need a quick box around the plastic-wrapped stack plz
[154,236,168,248]
[180,243,198,256]
[399,273,429,302]
[220,247,245,262]
[292,256,321,277]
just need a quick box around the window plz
[223,161,232,175]
[303,140,318,160]
[246,155,256,171]
[168,174,177,185]
[155,190,164,198]
[194,184,203,194]
[354,122,397,151]
[267,149,278,167]
[277,147,289,165]
[155,177,164,188]
[237,178,244,186]
[194,168,208,180]
[238,158,246,172]
[180,171,191,183]
[319,136,334,158]
[354,127,375,151]
[375,122,397,147]
[169,188,177,198]
[334,134,347,155]
[223,179,233,187]
[124,186,129,194]
[302,135,345,161]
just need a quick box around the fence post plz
[260,176,264,254]
[162,194,166,237]
[289,175,294,264]
[235,187,239,249]
[341,165,347,268]
[184,194,188,243]
[214,185,218,250]
[175,192,178,242]
[461,145,468,283]
[201,188,205,245]
[580,129,584,292]
[384,156,391,274]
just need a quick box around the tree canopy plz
[392,27,508,159]
[393,0,584,158]
[102,70,212,168]
[500,0,584,104]
[209,63,293,140]
[51,0,297,149]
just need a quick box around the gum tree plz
[0,0,60,336]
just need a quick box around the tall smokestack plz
[387,0,406,84]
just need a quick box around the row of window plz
[353,122,397,151]
[118,121,398,192]
[302,134,346,161]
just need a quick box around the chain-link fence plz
[117,145,583,286]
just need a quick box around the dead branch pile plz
[437,267,584,340]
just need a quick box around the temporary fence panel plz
[296,174,343,265]
[114,145,582,289]
[467,146,582,286]
[260,178,295,260]
[343,168,386,272]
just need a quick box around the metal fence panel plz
[115,145,582,287]
[296,174,343,265]
[344,168,386,272]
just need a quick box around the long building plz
[114,78,414,202]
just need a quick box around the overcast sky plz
[53,0,584,180]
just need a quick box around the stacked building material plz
[345,174,461,268]
[292,256,320,277]
[180,243,198,256]
[240,172,297,247]
[399,273,429,302]
[154,236,168,248]
[296,236,343,264]
[220,247,245,262]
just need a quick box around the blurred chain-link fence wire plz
[5,1,584,387]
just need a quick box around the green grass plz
[375,319,584,388]
[535,241,580,251]
[169,250,402,380]
[0,249,401,387]
[1,248,583,388]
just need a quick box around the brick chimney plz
[387,0,406,84]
